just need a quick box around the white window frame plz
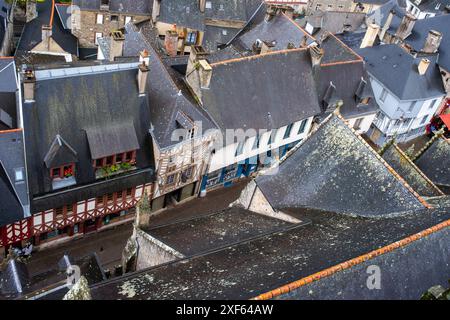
[96,14,104,24]
[95,32,103,45]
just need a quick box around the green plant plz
[120,162,132,170]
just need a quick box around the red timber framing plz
[0,184,149,248]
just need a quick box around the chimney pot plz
[417,58,431,75]
[138,52,150,95]
[422,30,442,54]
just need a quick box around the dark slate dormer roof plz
[43,135,78,168]
[23,64,155,212]
[202,49,321,134]
[357,44,446,101]
[414,137,450,188]
[16,0,78,56]
[404,14,450,72]
[382,143,444,197]
[256,114,427,217]
[72,0,151,15]
[123,23,216,149]
[320,34,361,64]
[0,130,28,226]
[86,122,140,159]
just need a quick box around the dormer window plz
[50,164,75,179]
[92,151,136,168]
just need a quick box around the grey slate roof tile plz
[357,44,445,101]
[202,48,321,134]
[382,143,444,196]
[72,0,151,15]
[256,114,426,216]
[414,137,450,188]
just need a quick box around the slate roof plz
[158,0,205,31]
[318,36,379,118]
[256,114,426,216]
[22,64,155,212]
[237,13,315,52]
[355,0,390,4]
[144,207,298,257]
[89,206,450,299]
[301,10,366,39]
[123,23,216,149]
[382,143,444,197]
[367,0,406,32]
[0,130,29,226]
[357,44,446,101]
[16,0,78,56]
[202,48,321,134]
[403,14,450,72]
[54,3,71,30]
[72,0,151,15]
[0,57,17,92]
[414,137,450,187]
[414,0,450,14]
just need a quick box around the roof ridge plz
[209,47,308,67]
[253,216,450,300]
[334,112,432,209]
[392,143,445,196]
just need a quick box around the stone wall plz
[72,10,150,48]
[134,228,184,271]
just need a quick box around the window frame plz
[96,14,104,24]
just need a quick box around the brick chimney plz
[360,23,380,48]
[138,50,150,96]
[185,46,212,103]
[23,68,36,103]
[422,30,442,54]
[152,0,161,22]
[417,58,430,76]
[395,13,416,41]
[380,10,395,41]
[309,44,324,84]
[110,31,125,61]
[26,0,38,23]
[165,29,179,57]
[199,0,206,13]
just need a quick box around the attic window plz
[111,15,119,22]
[92,151,136,168]
[14,168,24,182]
[51,163,75,179]
[360,97,371,105]
[206,1,212,9]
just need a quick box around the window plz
[219,4,224,10]
[186,32,198,45]
[55,207,64,217]
[222,29,228,36]
[125,16,132,24]
[353,118,363,130]
[429,99,437,110]
[206,1,212,9]
[379,88,388,102]
[252,135,260,150]
[14,168,24,182]
[126,188,133,197]
[235,141,245,156]
[95,158,103,168]
[96,14,104,24]
[360,97,371,105]
[408,101,417,112]
[50,164,75,179]
[106,156,113,166]
[284,124,293,139]
[116,153,123,163]
[298,119,308,134]
[95,32,103,45]
[166,173,176,185]
[106,193,114,203]
[420,115,428,124]
[110,15,119,22]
